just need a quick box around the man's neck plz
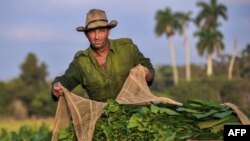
[92,45,109,57]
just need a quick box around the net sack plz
[116,64,182,105]
[51,65,250,141]
[51,88,106,141]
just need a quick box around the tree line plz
[0,53,56,119]
[151,43,250,113]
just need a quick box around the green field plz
[0,118,54,132]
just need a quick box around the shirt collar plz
[109,39,116,53]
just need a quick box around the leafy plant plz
[58,122,77,141]
[92,99,241,141]
[0,123,51,141]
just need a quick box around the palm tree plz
[175,11,192,82]
[195,0,227,30]
[228,39,237,80]
[195,28,224,76]
[155,8,179,85]
[195,0,227,76]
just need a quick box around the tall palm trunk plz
[228,39,237,80]
[168,36,179,85]
[183,25,191,81]
[207,53,213,76]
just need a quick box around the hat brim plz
[76,20,117,32]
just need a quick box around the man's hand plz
[52,82,64,98]
[132,64,153,82]
[143,67,153,82]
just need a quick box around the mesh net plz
[51,88,106,141]
[51,65,250,141]
[116,65,182,105]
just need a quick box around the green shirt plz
[54,38,155,102]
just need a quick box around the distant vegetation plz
[0,43,249,119]
[151,44,250,114]
[0,123,51,141]
[0,53,56,119]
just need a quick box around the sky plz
[0,0,250,81]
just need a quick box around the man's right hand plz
[52,82,64,98]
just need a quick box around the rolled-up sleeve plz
[133,44,155,86]
[51,59,82,101]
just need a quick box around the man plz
[52,9,155,102]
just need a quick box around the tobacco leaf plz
[59,99,242,141]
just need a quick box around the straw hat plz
[76,9,117,32]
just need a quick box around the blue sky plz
[0,0,250,81]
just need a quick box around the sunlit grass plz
[0,117,54,132]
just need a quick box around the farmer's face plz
[86,27,111,50]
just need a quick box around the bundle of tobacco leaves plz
[93,99,242,141]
